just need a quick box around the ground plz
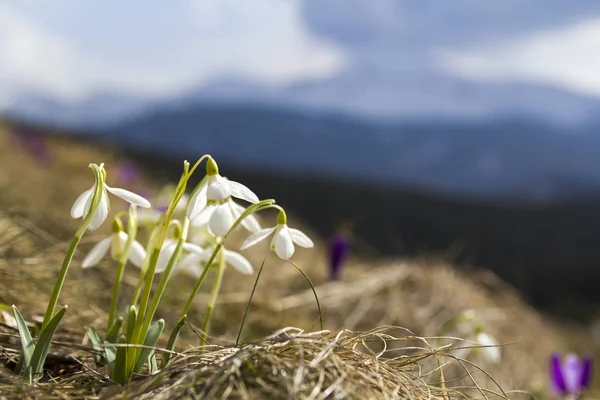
[0,123,596,399]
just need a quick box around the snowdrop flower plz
[81,219,146,268]
[154,238,204,274]
[187,158,260,237]
[70,166,151,231]
[240,210,313,260]
[550,353,593,398]
[178,246,254,276]
[454,330,501,364]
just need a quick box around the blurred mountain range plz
[6,82,600,202]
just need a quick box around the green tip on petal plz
[112,217,124,233]
[206,157,219,176]
[277,209,287,225]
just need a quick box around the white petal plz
[87,189,110,231]
[209,203,235,237]
[190,202,215,227]
[274,226,295,260]
[70,187,94,218]
[207,178,231,201]
[288,228,314,248]
[182,242,204,255]
[240,227,276,250]
[187,185,207,220]
[156,240,177,273]
[106,185,151,208]
[476,333,500,363]
[224,250,254,275]
[129,240,147,269]
[227,180,259,204]
[229,200,261,233]
[81,236,112,268]
[176,253,204,278]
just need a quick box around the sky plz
[2,0,600,115]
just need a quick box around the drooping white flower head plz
[177,246,254,277]
[453,329,501,364]
[154,238,205,274]
[81,219,146,268]
[474,332,501,363]
[187,158,260,237]
[71,164,151,230]
[240,210,313,260]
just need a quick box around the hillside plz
[0,121,598,398]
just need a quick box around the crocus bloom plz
[115,160,140,187]
[177,246,254,276]
[82,231,146,269]
[329,234,349,281]
[550,353,593,397]
[240,210,313,260]
[71,179,151,231]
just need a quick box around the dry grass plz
[0,122,596,398]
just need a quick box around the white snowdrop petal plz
[227,180,259,204]
[288,228,314,248]
[187,185,207,220]
[224,250,254,275]
[274,227,295,260]
[175,193,189,212]
[240,227,276,250]
[190,203,215,227]
[138,208,162,225]
[207,179,231,201]
[71,187,94,218]
[87,190,109,231]
[176,254,204,278]
[229,201,261,233]
[209,204,235,237]
[156,241,177,273]
[182,242,204,255]
[129,240,147,269]
[82,237,112,268]
[106,185,151,208]
[476,333,501,363]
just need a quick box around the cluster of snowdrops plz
[11,155,314,384]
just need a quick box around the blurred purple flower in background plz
[9,128,51,165]
[550,353,592,398]
[115,160,140,187]
[329,233,349,281]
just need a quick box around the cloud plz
[0,0,346,105]
[436,17,600,97]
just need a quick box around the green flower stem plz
[201,250,226,345]
[107,205,138,331]
[177,200,275,321]
[138,218,190,350]
[130,227,157,307]
[41,164,104,331]
[127,162,191,377]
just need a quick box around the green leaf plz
[106,316,123,344]
[112,335,128,384]
[134,319,164,373]
[148,351,158,374]
[162,315,186,367]
[12,306,34,372]
[125,306,137,343]
[86,326,106,364]
[30,305,68,381]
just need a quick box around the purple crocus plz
[115,160,140,187]
[328,233,349,281]
[9,129,51,164]
[550,353,593,398]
